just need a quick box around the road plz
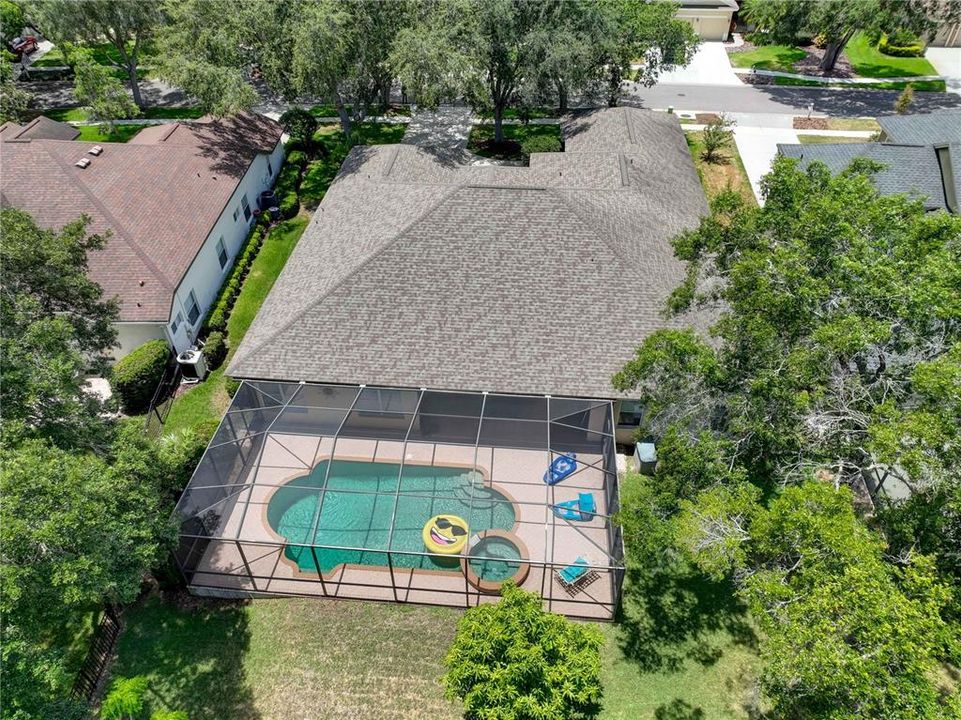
[625,81,961,116]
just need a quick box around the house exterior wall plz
[113,321,168,360]
[166,140,286,354]
[676,8,735,40]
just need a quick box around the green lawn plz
[728,44,806,72]
[42,107,89,122]
[44,106,205,123]
[686,131,756,205]
[75,123,152,143]
[162,216,309,436]
[309,104,412,118]
[773,76,945,91]
[844,32,939,78]
[315,120,409,146]
[477,106,559,120]
[798,135,869,144]
[467,123,562,161]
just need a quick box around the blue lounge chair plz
[556,556,599,596]
[544,453,577,485]
[552,492,597,521]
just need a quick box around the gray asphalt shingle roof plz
[878,110,961,146]
[777,142,947,210]
[229,108,709,398]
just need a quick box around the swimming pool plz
[266,459,516,574]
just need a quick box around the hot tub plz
[462,530,530,593]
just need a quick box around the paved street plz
[625,81,961,116]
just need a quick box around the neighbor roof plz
[0,113,282,322]
[229,107,709,399]
[0,116,80,141]
[878,110,961,146]
[777,142,947,210]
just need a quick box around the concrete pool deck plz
[184,434,619,620]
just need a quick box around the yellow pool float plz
[423,515,469,554]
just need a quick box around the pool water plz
[267,460,515,574]
[468,536,522,582]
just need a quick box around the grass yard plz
[75,123,152,143]
[685,131,756,205]
[844,32,939,78]
[728,44,806,72]
[309,104,412,118]
[773,76,945,91]
[477,106,559,120]
[162,217,309,436]
[467,123,562,161]
[798,135,869,144]
[44,106,205,123]
[826,117,880,131]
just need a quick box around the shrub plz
[203,225,265,333]
[100,676,148,720]
[150,711,189,720]
[878,32,924,57]
[895,85,915,115]
[279,107,318,146]
[275,161,302,219]
[701,114,735,163]
[202,330,227,370]
[111,339,170,414]
[159,422,216,490]
[520,133,562,157]
[225,376,242,397]
[444,582,603,719]
[286,149,307,169]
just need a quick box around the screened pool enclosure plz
[174,381,625,619]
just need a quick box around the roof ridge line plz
[552,187,641,270]
[230,183,464,373]
[43,143,175,292]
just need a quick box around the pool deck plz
[186,434,620,620]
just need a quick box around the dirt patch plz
[793,45,855,78]
[740,74,777,86]
[793,117,829,130]
[695,113,724,124]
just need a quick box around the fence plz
[72,605,123,701]
[145,354,182,437]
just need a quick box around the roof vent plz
[88,145,103,156]
[75,158,91,169]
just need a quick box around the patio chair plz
[544,452,577,485]
[556,556,600,596]
[552,492,597,522]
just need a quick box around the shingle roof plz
[0,116,80,141]
[878,110,961,146]
[777,142,947,210]
[0,113,282,321]
[228,107,710,398]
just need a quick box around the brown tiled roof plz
[229,108,711,398]
[0,116,80,141]
[0,113,282,321]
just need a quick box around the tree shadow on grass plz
[112,595,260,720]
[614,558,757,675]
[655,698,706,720]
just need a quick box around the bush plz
[701,114,735,163]
[444,582,603,719]
[158,421,217,490]
[203,330,227,370]
[203,225,265,333]
[111,339,170,414]
[279,107,318,146]
[878,32,924,57]
[100,676,148,720]
[520,134,562,156]
[895,85,915,114]
[275,161,302,219]
[225,376,242,397]
[286,149,307,169]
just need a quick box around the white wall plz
[166,140,286,353]
[114,322,168,360]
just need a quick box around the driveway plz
[925,47,961,95]
[402,105,474,163]
[655,42,741,86]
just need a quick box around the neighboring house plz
[777,109,961,214]
[675,0,738,41]
[228,107,710,445]
[931,22,961,47]
[1,113,284,359]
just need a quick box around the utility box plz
[177,347,208,383]
[634,442,657,476]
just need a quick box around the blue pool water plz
[266,460,516,573]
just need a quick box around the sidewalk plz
[732,122,799,205]
[732,67,946,84]
[925,47,961,95]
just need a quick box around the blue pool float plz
[553,492,596,521]
[544,453,577,485]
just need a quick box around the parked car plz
[9,35,38,58]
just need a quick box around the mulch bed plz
[695,113,723,124]
[470,138,523,160]
[793,117,829,130]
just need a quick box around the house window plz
[216,236,228,269]
[266,158,273,177]
[233,206,240,222]
[185,290,200,325]
[170,311,183,336]
[617,400,644,427]
[241,194,252,221]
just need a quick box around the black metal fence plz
[72,605,123,701]
[145,355,182,437]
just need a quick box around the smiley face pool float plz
[423,515,469,554]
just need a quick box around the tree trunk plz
[819,31,854,72]
[493,105,504,144]
[335,94,352,139]
[127,62,144,108]
[557,83,568,113]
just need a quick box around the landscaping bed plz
[685,131,756,206]
[467,123,562,162]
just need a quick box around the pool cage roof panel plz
[175,381,625,618]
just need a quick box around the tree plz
[444,582,603,719]
[279,107,318,146]
[100,677,149,720]
[699,114,734,163]
[675,482,959,718]
[894,83,915,114]
[74,49,140,128]
[1,209,119,449]
[27,0,163,108]
[0,0,25,44]
[0,60,31,123]
[741,0,961,72]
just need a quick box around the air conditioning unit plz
[177,347,208,383]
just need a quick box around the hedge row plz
[203,223,266,333]
[111,339,170,414]
[878,34,924,57]
[276,157,303,220]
